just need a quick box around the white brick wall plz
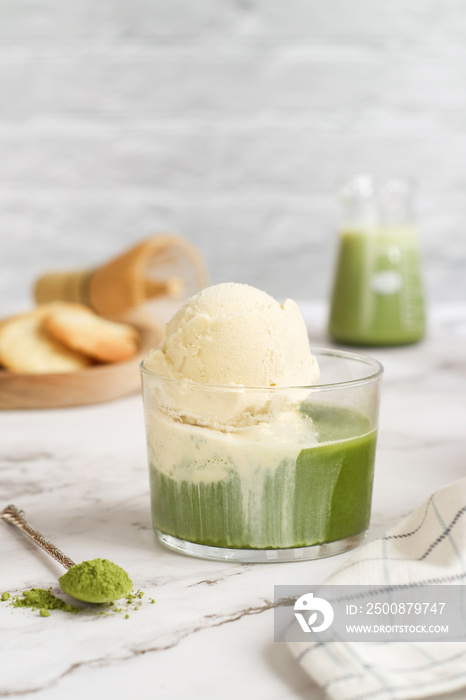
[0,0,465,313]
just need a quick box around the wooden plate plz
[0,322,163,410]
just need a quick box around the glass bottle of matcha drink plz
[329,176,426,346]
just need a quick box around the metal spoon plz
[1,504,132,603]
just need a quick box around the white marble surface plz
[1,302,466,700]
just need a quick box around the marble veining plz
[1,303,466,700]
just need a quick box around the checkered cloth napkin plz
[287,477,466,700]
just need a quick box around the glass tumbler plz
[328,175,426,346]
[141,349,383,563]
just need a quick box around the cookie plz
[0,308,93,374]
[42,303,139,363]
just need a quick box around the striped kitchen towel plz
[287,477,466,700]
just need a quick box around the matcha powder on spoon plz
[59,558,133,604]
[0,507,134,612]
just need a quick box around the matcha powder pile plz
[9,588,81,615]
[59,558,133,604]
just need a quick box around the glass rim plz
[140,347,384,393]
[338,173,416,199]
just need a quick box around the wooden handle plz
[33,270,92,307]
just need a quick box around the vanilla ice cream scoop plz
[144,283,319,388]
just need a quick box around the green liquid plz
[329,227,425,346]
[149,406,377,550]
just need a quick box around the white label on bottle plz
[370,271,402,295]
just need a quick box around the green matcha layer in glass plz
[142,349,383,563]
